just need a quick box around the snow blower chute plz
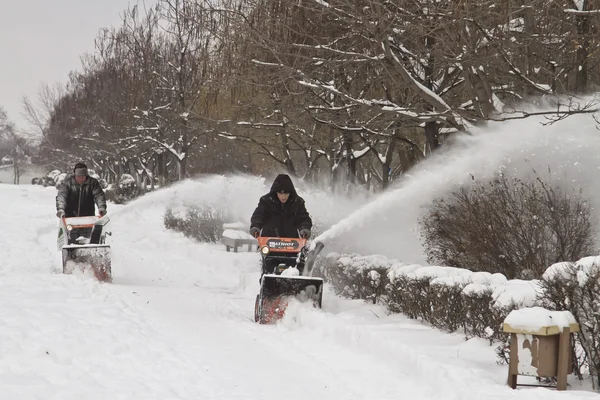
[254,236,325,324]
[57,215,112,282]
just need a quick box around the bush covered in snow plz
[318,253,392,304]
[419,173,594,279]
[319,251,600,384]
[540,258,600,383]
[105,174,139,204]
[164,206,231,243]
[31,169,62,187]
[317,253,531,338]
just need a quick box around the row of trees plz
[0,107,35,184]
[24,0,600,190]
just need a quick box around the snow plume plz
[313,96,600,263]
[119,173,372,234]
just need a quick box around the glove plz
[99,208,107,216]
[299,229,311,239]
[56,210,65,218]
[249,226,260,238]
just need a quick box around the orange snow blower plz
[57,215,112,282]
[254,236,324,324]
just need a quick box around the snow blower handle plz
[250,227,261,238]
[299,229,311,239]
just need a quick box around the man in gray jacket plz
[56,162,107,218]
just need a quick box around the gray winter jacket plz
[56,175,107,217]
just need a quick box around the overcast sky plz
[0,1,155,133]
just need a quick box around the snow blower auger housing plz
[254,236,325,324]
[57,215,112,282]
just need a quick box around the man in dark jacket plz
[56,162,107,218]
[250,174,312,239]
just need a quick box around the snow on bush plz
[119,173,135,186]
[318,253,398,304]
[320,251,546,340]
[570,257,600,384]
[47,169,62,181]
[320,251,600,383]
[164,205,230,243]
[105,174,140,204]
[491,279,540,309]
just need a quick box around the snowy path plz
[1,183,598,399]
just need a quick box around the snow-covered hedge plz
[317,253,393,304]
[31,169,62,187]
[318,252,600,381]
[318,254,533,340]
[164,206,231,243]
[540,258,600,383]
[105,174,139,204]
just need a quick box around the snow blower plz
[254,236,325,324]
[57,215,112,282]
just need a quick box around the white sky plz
[0,1,155,133]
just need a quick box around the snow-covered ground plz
[1,181,598,399]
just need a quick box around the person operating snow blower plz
[55,162,112,282]
[250,174,324,324]
[56,162,107,218]
[249,173,312,241]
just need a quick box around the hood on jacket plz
[269,174,297,197]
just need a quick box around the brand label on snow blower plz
[266,239,300,250]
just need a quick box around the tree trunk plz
[575,6,590,93]
[157,151,167,188]
[178,153,187,181]
[381,135,396,190]
[13,163,19,185]
[522,1,535,98]
[343,132,355,184]
[424,121,440,155]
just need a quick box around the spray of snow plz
[311,96,600,263]
[120,173,373,242]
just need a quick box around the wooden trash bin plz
[502,308,579,391]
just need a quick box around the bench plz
[221,224,257,252]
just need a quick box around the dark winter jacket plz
[250,174,312,238]
[56,175,107,217]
